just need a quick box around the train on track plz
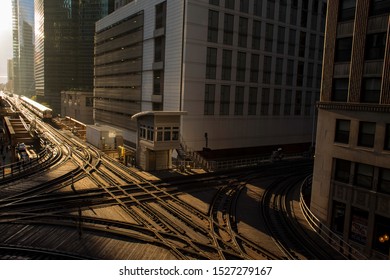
[19,96,53,120]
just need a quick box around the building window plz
[207,10,219,43]
[204,84,215,115]
[369,0,390,16]
[266,0,275,20]
[273,89,281,116]
[252,20,261,50]
[332,78,349,102]
[206,47,217,79]
[275,58,283,85]
[372,215,390,256]
[279,0,287,22]
[250,54,260,83]
[153,70,164,95]
[361,78,381,103]
[365,33,386,60]
[299,31,306,58]
[154,36,165,62]
[225,0,235,9]
[263,56,272,84]
[294,90,302,116]
[223,14,234,45]
[261,88,270,115]
[236,52,246,82]
[155,1,166,29]
[286,59,294,86]
[301,0,308,27]
[254,0,262,17]
[240,0,249,13]
[277,26,285,54]
[331,202,346,234]
[85,97,93,107]
[334,158,351,183]
[220,85,230,115]
[234,86,245,115]
[385,124,390,150]
[354,163,374,189]
[335,119,351,144]
[209,0,219,5]
[222,50,232,80]
[265,23,274,52]
[248,87,258,115]
[338,0,356,21]
[358,121,376,148]
[349,208,368,245]
[304,91,312,116]
[284,90,292,115]
[307,63,314,88]
[288,29,296,56]
[296,61,304,87]
[290,0,298,25]
[335,37,353,62]
[238,17,248,48]
[308,34,316,59]
[378,168,390,195]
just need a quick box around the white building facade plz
[94,0,326,152]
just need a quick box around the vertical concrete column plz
[321,0,339,102]
[380,16,390,104]
[348,0,370,103]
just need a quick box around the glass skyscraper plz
[34,0,114,113]
[12,0,35,97]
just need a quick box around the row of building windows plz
[139,125,179,142]
[335,119,390,150]
[204,84,316,117]
[209,0,326,28]
[331,202,390,255]
[335,32,387,63]
[208,11,324,60]
[206,47,322,88]
[338,0,390,22]
[332,77,384,103]
[333,158,390,194]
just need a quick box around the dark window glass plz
[154,36,165,62]
[220,85,230,115]
[225,0,235,9]
[358,121,376,148]
[361,78,381,104]
[236,52,246,82]
[378,168,390,195]
[372,215,390,255]
[332,78,349,102]
[254,0,262,17]
[263,56,272,84]
[279,0,287,22]
[238,17,248,47]
[365,33,386,60]
[209,0,219,5]
[273,89,281,116]
[334,158,351,183]
[223,14,234,45]
[204,84,215,115]
[331,202,346,234]
[349,208,368,245]
[234,86,245,115]
[284,90,292,115]
[153,70,163,95]
[286,60,294,86]
[277,26,285,54]
[207,10,219,43]
[240,0,249,13]
[335,37,353,62]
[252,20,261,50]
[248,87,258,115]
[296,62,304,87]
[206,47,217,79]
[265,23,274,52]
[384,124,390,150]
[288,29,296,56]
[222,50,232,80]
[335,119,350,144]
[275,58,283,85]
[299,31,306,58]
[261,88,270,115]
[155,2,166,29]
[370,0,390,16]
[339,0,356,21]
[266,0,275,19]
[354,163,374,189]
[250,54,259,83]
[294,90,302,115]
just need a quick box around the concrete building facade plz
[311,0,390,259]
[94,0,326,153]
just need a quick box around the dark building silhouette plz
[34,0,114,113]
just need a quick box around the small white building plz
[86,124,123,151]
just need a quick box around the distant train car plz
[20,96,53,120]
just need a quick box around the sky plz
[0,0,13,83]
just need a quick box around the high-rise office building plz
[12,0,35,97]
[311,0,390,259]
[34,0,114,113]
[95,0,326,153]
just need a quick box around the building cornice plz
[317,102,390,113]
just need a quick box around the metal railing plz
[0,146,54,180]
[299,175,368,260]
